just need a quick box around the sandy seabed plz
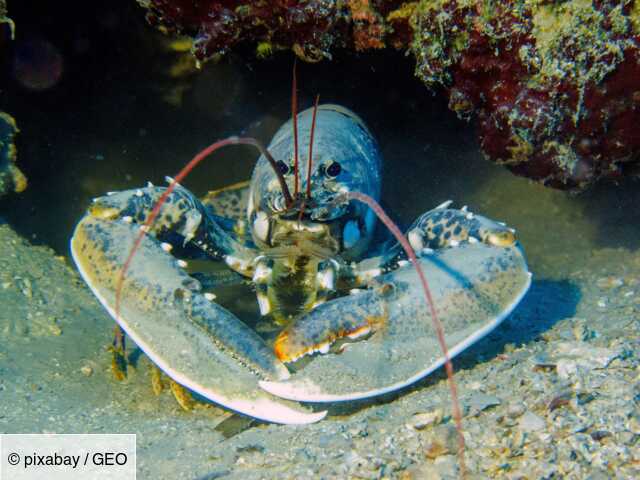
[1,197,638,480]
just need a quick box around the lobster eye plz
[325,161,341,178]
[276,160,289,175]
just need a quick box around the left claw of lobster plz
[71,214,326,424]
[260,241,532,403]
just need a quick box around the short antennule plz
[298,94,320,222]
[306,95,320,200]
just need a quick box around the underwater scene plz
[1,1,639,478]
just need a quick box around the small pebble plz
[464,392,501,414]
[596,276,623,289]
[507,403,526,418]
[590,430,612,441]
[617,431,636,445]
[407,408,443,430]
[424,440,449,460]
[424,425,459,459]
[80,365,93,377]
[21,278,33,298]
[548,391,572,411]
[519,411,545,432]
[48,324,62,336]
[572,322,594,341]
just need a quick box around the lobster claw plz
[71,215,326,424]
[260,242,531,402]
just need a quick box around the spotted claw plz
[406,207,516,251]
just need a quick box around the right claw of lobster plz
[70,214,326,424]
[260,242,531,403]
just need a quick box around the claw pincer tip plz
[273,299,384,363]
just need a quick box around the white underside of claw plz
[71,236,326,425]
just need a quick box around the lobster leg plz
[71,203,326,424]
[110,325,128,380]
[148,363,192,410]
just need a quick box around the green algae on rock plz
[0,112,27,197]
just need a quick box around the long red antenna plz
[343,191,466,478]
[305,95,320,200]
[115,136,292,331]
[292,60,300,195]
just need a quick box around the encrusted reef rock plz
[0,0,14,39]
[136,0,640,189]
[0,2,25,198]
[412,0,640,189]
[135,1,410,62]
[0,112,27,197]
